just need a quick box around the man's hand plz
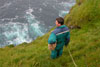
[48,43,56,50]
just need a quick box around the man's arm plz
[65,32,70,46]
[48,32,56,44]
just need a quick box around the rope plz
[68,48,78,67]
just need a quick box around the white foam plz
[58,1,75,17]
[0,16,19,22]
[25,8,44,36]
[39,8,42,12]
[0,2,12,9]
[26,8,34,14]
[2,22,32,45]
[59,11,69,17]
[43,2,47,7]
[59,2,75,8]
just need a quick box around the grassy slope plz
[0,0,100,67]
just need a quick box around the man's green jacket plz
[48,25,70,50]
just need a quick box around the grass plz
[64,0,100,26]
[0,0,100,67]
[0,20,100,67]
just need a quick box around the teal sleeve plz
[48,32,56,44]
[67,32,70,39]
[65,32,70,46]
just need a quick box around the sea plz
[0,0,75,47]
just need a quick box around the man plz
[48,17,70,59]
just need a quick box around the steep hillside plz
[0,0,100,67]
[64,0,100,26]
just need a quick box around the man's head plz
[55,17,64,27]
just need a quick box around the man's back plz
[48,25,70,50]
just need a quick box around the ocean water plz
[0,0,75,47]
